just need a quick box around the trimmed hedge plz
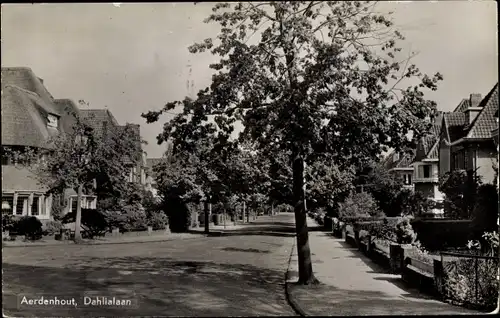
[410,219,473,252]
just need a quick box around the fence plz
[437,251,499,310]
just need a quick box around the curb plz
[2,234,207,248]
[284,239,307,317]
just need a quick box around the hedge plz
[410,219,473,252]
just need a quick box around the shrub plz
[2,214,17,232]
[395,217,417,244]
[470,184,498,239]
[396,190,435,217]
[164,198,192,233]
[121,203,148,232]
[411,219,473,252]
[147,212,168,230]
[43,220,63,236]
[62,208,109,238]
[338,192,381,220]
[16,216,43,241]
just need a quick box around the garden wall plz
[410,219,473,251]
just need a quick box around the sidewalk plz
[285,217,483,316]
[2,232,204,248]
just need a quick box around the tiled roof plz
[453,99,470,113]
[80,109,120,138]
[413,112,443,162]
[1,165,48,192]
[466,83,499,139]
[443,112,467,142]
[383,150,414,170]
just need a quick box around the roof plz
[413,112,443,162]
[466,83,499,139]
[383,150,415,170]
[79,109,120,137]
[453,99,470,113]
[54,99,80,136]
[1,68,76,148]
[442,112,467,142]
[1,67,55,104]
[1,165,48,192]
[2,85,52,148]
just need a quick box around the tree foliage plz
[142,1,442,284]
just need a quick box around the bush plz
[62,208,109,238]
[43,220,63,236]
[147,212,168,230]
[2,214,17,232]
[395,217,417,244]
[411,219,473,252]
[164,198,192,233]
[338,192,382,220]
[121,203,148,232]
[470,184,498,239]
[16,216,43,241]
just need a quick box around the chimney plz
[465,93,483,124]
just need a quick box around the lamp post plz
[220,191,226,229]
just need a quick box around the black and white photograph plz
[1,1,499,316]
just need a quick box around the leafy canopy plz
[143,1,442,170]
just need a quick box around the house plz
[439,84,499,186]
[382,150,415,191]
[79,109,147,186]
[410,112,445,217]
[1,67,96,221]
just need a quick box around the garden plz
[322,167,499,311]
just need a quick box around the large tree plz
[143,1,442,284]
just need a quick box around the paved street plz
[3,213,298,317]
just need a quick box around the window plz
[31,197,39,216]
[16,197,27,215]
[71,197,78,213]
[423,165,431,178]
[407,174,412,185]
[47,114,59,128]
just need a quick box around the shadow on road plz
[3,257,298,317]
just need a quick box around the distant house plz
[439,84,499,185]
[79,109,147,186]
[382,150,415,191]
[410,112,444,217]
[1,67,96,221]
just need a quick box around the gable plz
[466,83,499,139]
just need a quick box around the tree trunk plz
[204,200,210,234]
[244,201,249,223]
[74,184,83,243]
[292,154,318,285]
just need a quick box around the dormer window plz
[47,114,59,128]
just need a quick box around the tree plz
[16,108,141,242]
[142,1,442,284]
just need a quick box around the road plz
[2,213,298,317]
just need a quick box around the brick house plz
[79,109,147,187]
[439,83,499,186]
[1,67,97,221]
[410,112,445,217]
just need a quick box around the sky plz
[1,2,498,158]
